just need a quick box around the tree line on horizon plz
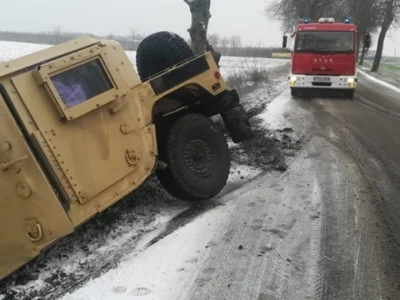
[0,28,290,59]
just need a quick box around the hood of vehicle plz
[291,53,356,76]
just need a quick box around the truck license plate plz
[313,76,330,82]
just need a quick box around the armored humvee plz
[0,31,253,280]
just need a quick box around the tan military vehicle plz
[0,31,253,281]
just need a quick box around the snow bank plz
[357,68,400,95]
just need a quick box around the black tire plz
[344,89,355,99]
[291,88,300,97]
[136,31,194,80]
[156,113,231,201]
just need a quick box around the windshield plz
[294,31,355,54]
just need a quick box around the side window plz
[51,59,113,108]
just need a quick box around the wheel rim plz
[184,139,213,177]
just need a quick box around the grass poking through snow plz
[226,57,270,92]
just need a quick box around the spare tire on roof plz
[136,31,194,81]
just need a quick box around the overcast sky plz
[0,0,398,55]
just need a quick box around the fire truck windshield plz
[294,31,355,54]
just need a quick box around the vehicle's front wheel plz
[291,88,301,97]
[156,113,231,201]
[344,89,355,99]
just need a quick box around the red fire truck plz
[282,17,370,99]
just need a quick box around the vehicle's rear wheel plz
[156,113,231,201]
[344,89,355,99]
[136,31,194,81]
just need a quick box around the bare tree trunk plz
[184,0,211,54]
[128,28,137,51]
[371,26,390,71]
[184,0,221,64]
[359,47,366,65]
[52,25,62,44]
[356,32,362,63]
[358,31,366,65]
[371,0,394,72]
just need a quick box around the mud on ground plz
[222,62,301,173]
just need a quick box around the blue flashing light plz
[304,17,310,24]
[344,17,351,24]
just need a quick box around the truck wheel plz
[156,113,231,201]
[344,89,355,99]
[291,88,300,97]
[136,31,194,80]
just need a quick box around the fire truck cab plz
[283,17,370,99]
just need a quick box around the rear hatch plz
[291,53,356,76]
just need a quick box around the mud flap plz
[217,90,254,143]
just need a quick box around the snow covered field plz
[0,40,287,78]
[0,41,49,61]
[0,40,293,300]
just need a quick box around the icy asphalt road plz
[61,71,400,300]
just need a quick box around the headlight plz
[290,76,297,81]
[347,78,355,83]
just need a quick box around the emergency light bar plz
[301,17,351,25]
[318,17,335,23]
